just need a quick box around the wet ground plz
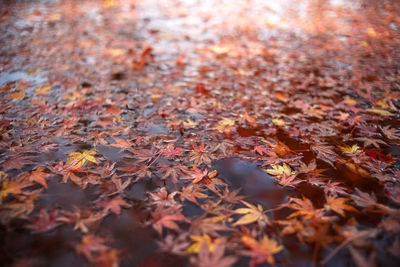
[0,0,400,266]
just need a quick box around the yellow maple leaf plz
[374,100,390,109]
[304,108,326,117]
[183,118,197,128]
[0,178,26,200]
[233,201,270,226]
[210,45,230,54]
[344,96,359,106]
[8,91,26,101]
[338,144,361,155]
[35,86,51,95]
[366,108,393,116]
[211,215,226,223]
[67,150,97,169]
[265,163,293,177]
[213,117,235,133]
[48,13,61,21]
[272,118,286,126]
[187,234,223,253]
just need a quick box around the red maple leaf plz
[161,144,184,157]
[26,209,61,233]
[188,166,208,183]
[96,196,131,215]
[150,206,190,235]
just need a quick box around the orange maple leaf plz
[324,195,357,217]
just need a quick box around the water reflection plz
[215,158,296,208]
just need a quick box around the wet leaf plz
[76,234,109,261]
[241,235,283,265]
[265,163,293,177]
[26,209,61,233]
[338,144,362,155]
[67,150,97,169]
[233,201,270,226]
[96,196,131,215]
[324,195,357,217]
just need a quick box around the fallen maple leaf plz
[277,174,303,187]
[350,188,377,208]
[380,125,400,140]
[76,234,109,261]
[233,201,270,227]
[213,117,236,134]
[265,163,293,177]
[189,166,208,183]
[254,138,268,156]
[27,167,52,188]
[0,177,29,200]
[26,208,61,233]
[323,181,348,196]
[191,241,237,267]
[35,86,51,95]
[338,144,362,155]
[108,137,135,150]
[157,163,189,184]
[150,206,190,235]
[238,112,257,126]
[58,207,107,233]
[107,175,132,196]
[287,196,321,220]
[96,196,131,215]
[161,144,184,157]
[38,142,59,152]
[2,154,35,171]
[187,234,223,253]
[188,143,216,167]
[7,91,26,100]
[366,108,393,116]
[125,147,157,163]
[179,184,208,204]
[1,197,37,220]
[157,233,190,255]
[241,235,283,266]
[67,150,97,169]
[311,141,337,166]
[272,118,286,126]
[324,195,357,217]
[148,187,178,207]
